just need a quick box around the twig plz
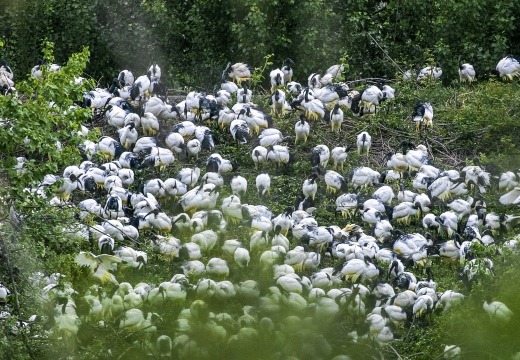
[385,343,405,360]
[404,316,416,341]
[367,33,405,75]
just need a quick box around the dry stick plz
[385,344,405,360]
[367,33,406,75]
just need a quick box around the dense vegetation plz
[1,2,520,359]
[1,0,519,88]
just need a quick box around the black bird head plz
[283,58,295,67]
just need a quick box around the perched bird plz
[195,126,217,151]
[230,119,250,144]
[361,85,384,113]
[286,81,302,94]
[237,82,253,104]
[281,58,295,83]
[266,145,291,167]
[252,146,268,168]
[270,68,285,93]
[357,132,372,155]
[0,284,10,304]
[311,145,330,169]
[228,62,252,84]
[417,62,442,80]
[325,64,344,81]
[269,89,287,117]
[325,170,348,194]
[381,84,395,100]
[0,60,13,81]
[330,103,344,132]
[147,62,161,82]
[75,252,122,284]
[412,102,433,131]
[294,115,310,144]
[483,298,513,323]
[97,137,126,161]
[302,173,319,200]
[491,55,520,80]
[331,146,353,171]
[458,55,476,83]
[231,176,248,198]
[256,174,271,197]
[130,73,151,101]
[117,70,135,86]
[117,123,138,150]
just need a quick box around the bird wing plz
[75,252,99,270]
[98,254,123,271]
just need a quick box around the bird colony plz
[1,54,520,359]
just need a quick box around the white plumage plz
[458,55,476,83]
[493,55,520,80]
[356,132,371,155]
[256,173,271,197]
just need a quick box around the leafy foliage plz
[1,0,519,88]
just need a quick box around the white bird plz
[294,115,310,144]
[325,170,348,194]
[266,145,290,167]
[361,85,384,112]
[381,84,395,100]
[387,152,409,175]
[75,252,122,284]
[458,55,476,83]
[286,81,302,94]
[270,68,285,92]
[97,136,126,161]
[325,64,344,80]
[117,70,134,86]
[302,173,319,200]
[406,144,433,170]
[413,294,434,318]
[269,89,288,117]
[252,146,268,168]
[412,102,434,131]
[195,126,217,151]
[330,103,344,132]
[228,62,252,84]
[237,83,253,104]
[356,132,371,155]
[148,62,161,82]
[218,107,236,129]
[234,248,250,268]
[281,58,295,83]
[114,246,147,269]
[417,62,442,80]
[117,123,138,150]
[231,176,248,198]
[499,186,520,205]
[230,119,250,144]
[483,298,513,323]
[105,105,127,129]
[492,55,520,80]
[0,284,10,304]
[130,74,151,101]
[140,112,159,136]
[311,144,330,169]
[206,258,229,278]
[172,121,197,140]
[256,174,271,197]
[349,167,381,189]
[443,345,461,360]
